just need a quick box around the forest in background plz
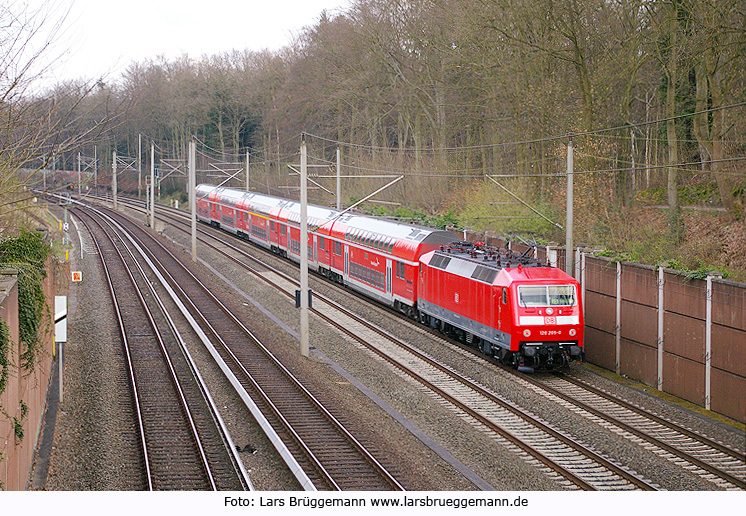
[3,0,746,279]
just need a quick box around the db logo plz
[454,292,460,303]
[544,316,557,325]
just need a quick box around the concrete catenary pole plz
[190,139,197,261]
[336,146,341,210]
[112,150,117,210]
[246,150,250,192]
[565,136,574,276]
[300,134,310,357]
[138,133,142,199]
[150,141,155,226]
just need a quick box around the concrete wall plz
[0,262,56,491]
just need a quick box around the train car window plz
[319,237,325,250]
[281,225,286,236]
[270,221,275,232]
[396,261,406,280]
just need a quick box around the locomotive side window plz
[502,288,508,305]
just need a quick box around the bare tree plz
[1,0,112,226]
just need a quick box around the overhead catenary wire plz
[304,100,746,154]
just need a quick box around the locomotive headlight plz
[545,307,554,315]
[569,329,577,337]
[523,329,531,337]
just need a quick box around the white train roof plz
[197,184,454,244]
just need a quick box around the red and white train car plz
[418,243,584,371]
[195,184,453,310]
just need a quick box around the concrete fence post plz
[705,271,723,411]
[657,265,665,391]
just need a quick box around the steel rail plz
[103,205,404,491]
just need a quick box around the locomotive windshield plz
[518,285,576,307]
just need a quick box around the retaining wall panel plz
[620,338,658,387]
[621,262,657,306]
[663,353,705,407]
[712,280,746,331]
[620,300,657,347]
[584,327,616,371]
[711,324,746,378]
[710,368,746,424]
[663,312,705,364]
[584,257,616,296]
[664,272,706,319]
[584,291,617,334]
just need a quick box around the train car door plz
[386,259,392,295]
[344,247,349,278]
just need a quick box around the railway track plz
[129,202,655,490]
[104,196,745,490]
[74,207,249,490]
[527,373,746,490]
[88,203,404,491]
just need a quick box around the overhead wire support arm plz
[486,175,563,230]
[323,175,405,225]
[287,164,335,196]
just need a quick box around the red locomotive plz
[418,242,584,372]
[196,184,584,371]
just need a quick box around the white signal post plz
[300,134,310,357]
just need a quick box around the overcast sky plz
[26,0,349,86]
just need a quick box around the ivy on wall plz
[0,230,52,371]
[0,318,9,396]
[0,230,52,463]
